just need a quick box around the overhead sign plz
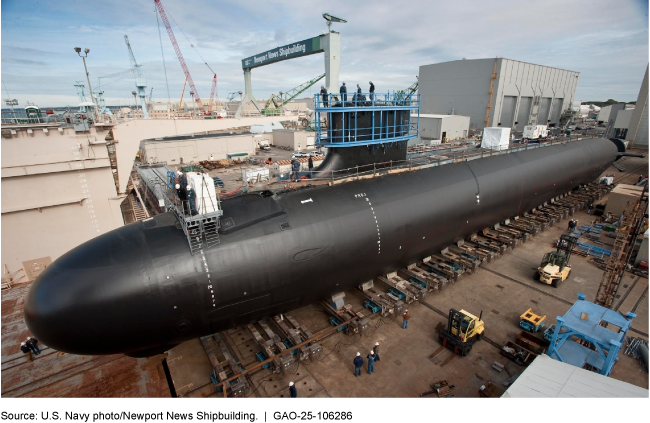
[242,36,322,70]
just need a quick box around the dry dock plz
[2,151,647,398]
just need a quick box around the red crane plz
[154,0,210,115]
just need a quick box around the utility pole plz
[74,47,100,122]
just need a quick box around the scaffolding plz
[547,293,636,376]
[137,163,222,255]
[595,186,648,308]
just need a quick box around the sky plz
[0,0,648,108]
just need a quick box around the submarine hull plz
[24,139,618,356]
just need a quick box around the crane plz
[262,73,326,116]
[396,77,418,103]
[124,35,150,119]
[154,0,211,116]
[74,82,87,112]
[209,74,217,114]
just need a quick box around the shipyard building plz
[626,65,649,148]
[418,58,579,131]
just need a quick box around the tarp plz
[481,127,511,150]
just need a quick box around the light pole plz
[74,47,100,122]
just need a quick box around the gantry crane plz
[154,0,217,116]
[124,35,150,119]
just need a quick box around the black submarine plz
[24,137,619,357]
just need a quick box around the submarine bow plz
[24,138,618,356]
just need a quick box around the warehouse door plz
[499,96,517,128]
[537,98,552,125]
[550,99,563,124]
[516,97,533,131]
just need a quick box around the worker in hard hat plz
[289,381,297,398]
[367,350,376,374]
[373,341,380,361]
[20,342,32,362]
[340,81,347,103]
[320,85,328,108]
[353,352,363,377]
[402,309,410,329]
[26,336,40,355]
[186,185,197,215]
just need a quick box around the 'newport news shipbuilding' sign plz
[242,36,322,69]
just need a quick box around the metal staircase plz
[163,173,222,255]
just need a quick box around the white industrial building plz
[415,114,470,144]
[140,133,257,164]
[626,65,649,148]
[272,129,316,150]
[419,58,579,131]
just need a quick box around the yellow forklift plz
[439,309,485,356]
[534,234,577,288]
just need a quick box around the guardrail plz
[266,137,590,189]
[314,92,420,147]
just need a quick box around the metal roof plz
[503,354,648,398]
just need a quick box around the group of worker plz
[352,341,381,377]
[320,81,375,107]
[20,336,41,362]
[174,171,198,215]
[290,156,315,181]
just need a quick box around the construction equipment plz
[484,58,497,127]
[438,309,484,356]
[595,187,648,308]
[420,380,454,397]
[501,341,536,366]
[519,308,546,332]
[208,74,217,114]
[124,35,149,119]
[543,324,555,342]
[395,78,418,103]
[262,74,325,116]
[154,0,209,116]
[534,233,577,287]
[178,76,188,113]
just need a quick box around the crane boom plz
[124,35,142,79]
[209,74,217,114]
[262,73,325,115]
[154,0,207,115]
[124,35,149,119]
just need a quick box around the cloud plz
[1,0,647,106]
[1,57,48,66]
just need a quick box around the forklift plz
[439,309,485,356]
[534,234,577,288]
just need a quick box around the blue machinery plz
[547,293,636,376]
[314,92,419,148]
[364,300,382,314]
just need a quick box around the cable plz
[155,3,172,103]
[166,10,215,74]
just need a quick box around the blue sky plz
[1,0,648,107]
